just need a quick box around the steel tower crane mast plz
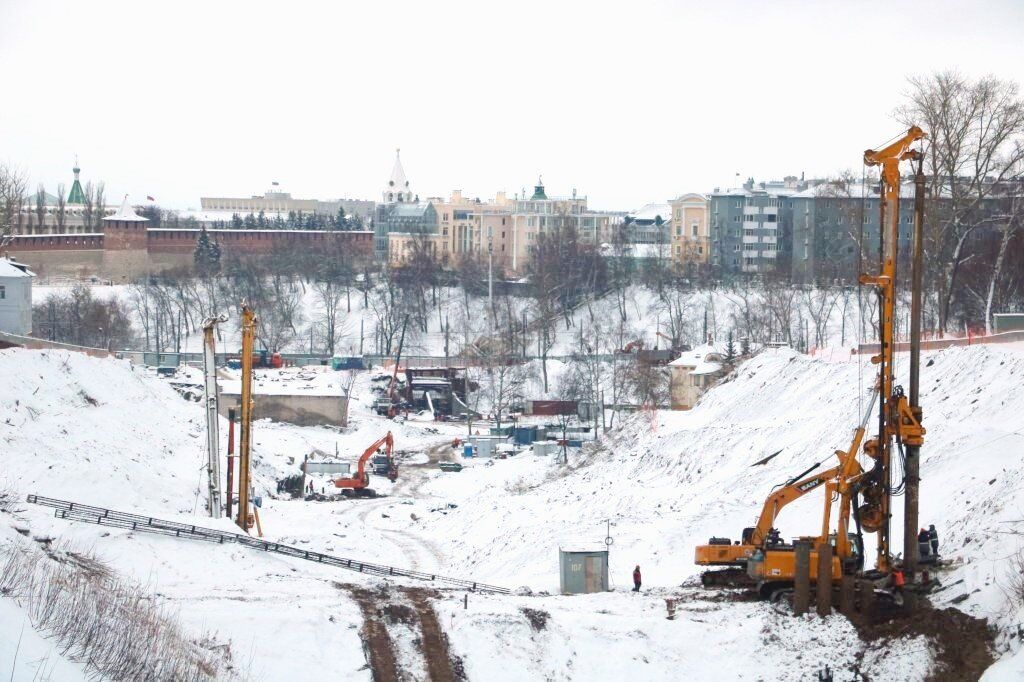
[859,126,927,572]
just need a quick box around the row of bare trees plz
[898,71,1024,334]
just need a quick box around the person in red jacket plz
[632,565,642,592]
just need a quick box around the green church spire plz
[67,157,86,205]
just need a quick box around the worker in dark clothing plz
[632,565,642,592]
[918,527,931,557]
[928,525,939,556]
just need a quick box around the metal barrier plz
[27,495,511,595]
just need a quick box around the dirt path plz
[404,587,465,682]
[343,584,401,682]
[341,583,464,682]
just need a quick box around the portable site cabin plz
[559,546,610,594]
[0,257,34,336]
[464,434,509,458]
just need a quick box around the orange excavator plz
[333,432,398,498]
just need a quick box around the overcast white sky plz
[2,0,1023,211]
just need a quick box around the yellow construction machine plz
[696,126,928,600]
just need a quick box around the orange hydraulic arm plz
[747,465,842,547]
[334,432,394,491]
[860,126,927,572]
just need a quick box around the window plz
[0,285,4,299]
[698,246,703,254]
[691,224,698,236]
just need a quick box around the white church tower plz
[383,148,414,204]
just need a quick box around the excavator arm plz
[748,465,841,547]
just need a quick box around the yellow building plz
[669,193,710,266]
[509,179,616,275]
[428,190,514,270]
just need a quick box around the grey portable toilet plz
[559,546,609,594]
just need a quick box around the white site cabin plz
[0,256,34,336]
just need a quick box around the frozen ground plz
[2,343,1024,679]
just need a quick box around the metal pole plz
[237,304,256,532]
[904,158,926,575]
[488,236,494,321]
[226,408,235,520]
[794,541,811,616]
[202,316,226,519]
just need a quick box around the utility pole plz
[904,156,926,575]
[201,315,227,519]
[487,235,494,324]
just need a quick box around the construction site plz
[6,43,1024,667]
[3,124,1024,681]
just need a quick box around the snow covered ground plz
[3,343,1024,679]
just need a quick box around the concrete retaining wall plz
[218,390,349,427]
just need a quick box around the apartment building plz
[709,177,804,276]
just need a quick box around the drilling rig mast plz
[201,314,228,518]
[859,126,927,573]
[237,303,257,533]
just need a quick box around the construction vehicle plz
[333,431,398,497]
[695,126,927,600]
[374,316,409,417]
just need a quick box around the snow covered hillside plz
[3,344,1023,679]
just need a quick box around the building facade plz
[790,181,916,284]
[509,179,618,274]
[200,189,374,223]
[710,177,805,276]
[669,193,709,267]
[429,190,515,270]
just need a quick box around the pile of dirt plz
[520,607,550,631]
[854,600,994,681]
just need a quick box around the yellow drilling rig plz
[695,127,927,600]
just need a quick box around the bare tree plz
[0,163,28,246]
[764,279,797,344]
[55,182,67,231]
[83,181,95,231]
[984,211,1022,333]
[34,184,47,233]
[94,181,105,222]
[898,72,1024,333]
